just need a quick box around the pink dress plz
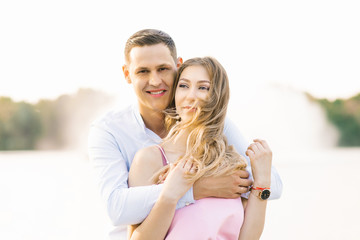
[156,146,244,240]
[166,198,244,240]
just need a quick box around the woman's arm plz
[128,147,174,239]
[239,189,268,239]
[238,139,272,240]
[128,147,195,240]
[224,117,283,199]
[128,196,178,240]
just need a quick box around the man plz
[88,29,283,239]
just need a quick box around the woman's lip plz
[183,106,197,111]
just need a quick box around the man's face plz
[123,44,178,115]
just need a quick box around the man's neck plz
[140,109,167,138]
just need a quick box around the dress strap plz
[156,145,170,166]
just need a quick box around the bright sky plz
[1,0,360,103]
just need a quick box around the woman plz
[128,57,272,239]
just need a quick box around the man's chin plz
[151,105,168,113]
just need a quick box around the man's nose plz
[149,72,162,86]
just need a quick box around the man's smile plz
[146,89,167,97]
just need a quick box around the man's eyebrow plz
[134,66,148,71]
[135,64,171,71]
[157,64,172,68]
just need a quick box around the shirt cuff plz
[241,190,250,199]
[241,164,253,199]
[176,187,195,209]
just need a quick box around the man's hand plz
[193,169,253,200]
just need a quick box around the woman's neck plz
[162,128,190,155]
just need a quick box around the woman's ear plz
[122,65,132,84]
[177,57,183,69]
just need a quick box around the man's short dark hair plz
[124,29,177,63]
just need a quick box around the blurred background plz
[1,0,359,239]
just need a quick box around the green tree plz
[317,94,360,146]
[0,98,42,150]
[0,89,115,150]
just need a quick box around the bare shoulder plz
[128,145,164,187]
[132,145,163,169]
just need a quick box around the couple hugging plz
[88,29,283,240]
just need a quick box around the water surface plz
[1,149,359,240]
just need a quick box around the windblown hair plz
[124,29,177,63]
[154,57,247,183]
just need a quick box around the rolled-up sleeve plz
[88,124,194,226]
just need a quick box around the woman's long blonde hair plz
[154,57,246,184]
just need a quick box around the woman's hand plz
[245,139,272,187]
[159,158,196,204]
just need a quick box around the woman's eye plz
[179,84,188,88]
[199,86,210,90]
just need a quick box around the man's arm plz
[88,125,194,226]
[193,169,252,200]
[224,117,283,199]
[192,117,283,201]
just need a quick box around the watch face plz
[261,189,271,200]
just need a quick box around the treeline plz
[313,93,360,146]
[1,89,360,150]
[0,89,115,151]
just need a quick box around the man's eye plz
[138,70,148,74]
[159,68,168,71]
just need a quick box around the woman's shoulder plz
[132,145,165,168]
[134,145,163,165]
[129,145,164,186]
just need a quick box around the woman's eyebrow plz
[179,78,190,82]
[179,78,210,83]
[197,80,210,84]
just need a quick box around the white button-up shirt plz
[88,104,283,239]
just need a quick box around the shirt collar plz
[132,104,146,131]
[132,104,162,143]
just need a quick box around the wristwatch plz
[251,188,271,200]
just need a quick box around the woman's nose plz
[186,88,197,100]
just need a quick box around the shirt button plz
[185,202,190,206]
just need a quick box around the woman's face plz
[175,65,211,123]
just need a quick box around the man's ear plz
[122,65,132,84]
[176,57,183,69]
